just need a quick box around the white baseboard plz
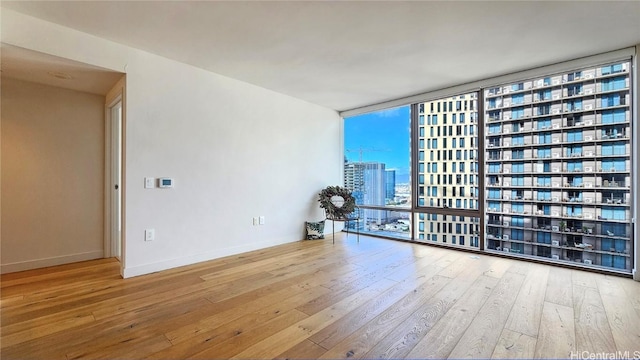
[1,250,104,274]
[122,237,295,279]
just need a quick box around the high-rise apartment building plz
[344,162,365,204]
[344,161,388,225]
[385,170,396,201]
[484,60,632,271]
[414,60,632,272]
[416,93,480,247]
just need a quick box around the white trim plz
[109,100,123,261]
[122,238,294,278]
[341,47,635,117]
[104,76,126,278]
[1,251,103,274]
[104,96,122,259]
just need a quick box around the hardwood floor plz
[2,235,639,359]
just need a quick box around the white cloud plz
[373,107,402,118]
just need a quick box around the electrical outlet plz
[253,217,258,226]
[145,229,155,241]
[259,216,265,225]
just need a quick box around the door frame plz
[104,76,126,276]
[107,97,122,260]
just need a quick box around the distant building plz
[344,161,387,224]
[385,170,396,201]
[344,162,365,205]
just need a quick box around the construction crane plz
[344,146,391,200]
[345,146,390,164]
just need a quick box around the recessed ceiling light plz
[48,71,73,80]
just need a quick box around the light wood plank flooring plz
[2,235,639,359]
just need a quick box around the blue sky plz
[344,105,411,181]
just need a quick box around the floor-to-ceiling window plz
[483,60,633,272]
[342,51,634,275]
[413,93,481,248]
[343,106,412,240]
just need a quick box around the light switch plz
[145,177,155,189]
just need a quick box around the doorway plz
[104,76,125,276]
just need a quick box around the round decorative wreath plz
[318,185,356,219]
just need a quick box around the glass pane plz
[344,106,411,208]
[483,60,632,272]
[414,212,480,248]
[358,209,411,240]
[416,93,479,210]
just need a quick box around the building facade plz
[385,169,396,201]
[344,161,389,226]
[484,60,632,271]
[344,162,365,205]
[415,93,480,247]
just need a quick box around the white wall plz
[1,78,105,272]
[1,9,342,277]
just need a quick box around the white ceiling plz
[3,1,640,111]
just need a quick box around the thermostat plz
[158,178,174,188]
